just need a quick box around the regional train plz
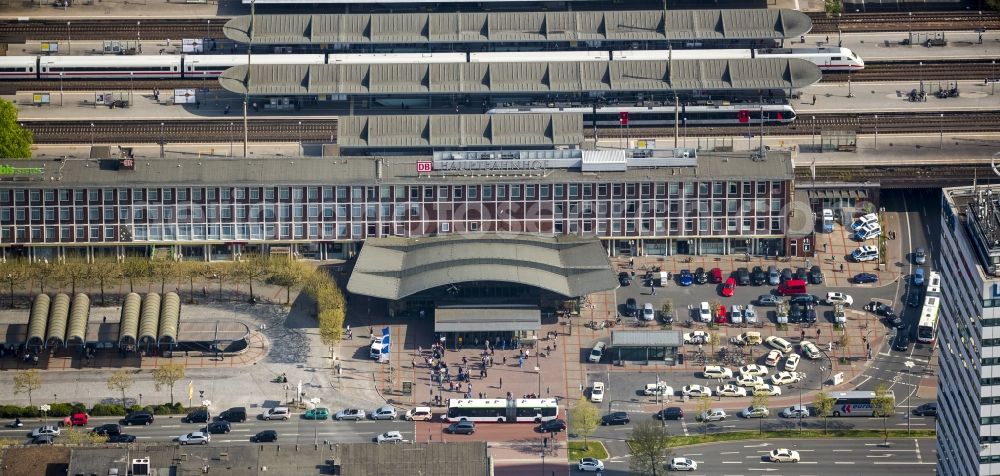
[0,46,862,80]
[487,103,798,126]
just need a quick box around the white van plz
[850,213,879,231]
[852,245,879,262]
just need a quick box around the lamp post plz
[129,72,134,104]
[310,397,321,444]
[139,393,143,408]
[59,72,63,106]
[873,114,878,150]
[939,113,944,148]
[136,21,141,44]
[40,404,50,426]
[90,123,94,146]
[298,121,303,156]
[229,123,234,157]
[283,384,289,405]
[66,22,71,54]
[993,60,997,95]
[534,366,541,396]
[811,115,816,149]
[160,122,165,158]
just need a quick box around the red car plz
[715,305,728,324]
[721,277,736,297]
[709,268,723,284]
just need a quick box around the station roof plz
[224,9,811,44]
[339,114,582,148]
[0,151,794,188]
[346,234,618,300]
[218,58,821,96]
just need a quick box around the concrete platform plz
[0,0,239,19]
[799,79,1000,114]
[805,30,1000,61]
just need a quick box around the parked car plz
[107,434,136,443]
[31,426,60,438]
[740,406,770,418]
[789,294,821,306]
[736,267,751,286]
[854,272,879,284]
[753,384,782,396]
[204,421,231,434]
[771,372,804,386]
[751,266,766,286]
[578,458,606,472]
[765,336,793,353]
[780,268,793,282]
[764,349,784,367]
[588,342,607,363]
[121,411,154,426]
[669,457,698,471]
[697,302,712,323]
[678,269,693,286]
[183,408,211,424]
[682,385,713,398]
[739,364,769,377]
[767,265,780,285]
[590,382,605,403]
[218,407,247,423]
[731,331,762,346]
[769,448,801,463]
[261,407,290,421]
[721,277,736,297]
[643,382,674,397]
[716,384,748,397]
[702,365,733,379]
[625,298,638,317]
[788,303,803,324]
[375,431,404,444]
[178,431,211,445]
[618,272,631,286]
[404,407,433,421]
[914,247,927,264]
[336,408,366,421]
[808,265,824,284]
[694,267,708,284]
[537,419,567,433]
[913,267,926,286]
[825,292,854,306]
[698,409,727,422]
[884,311,904,328]
[91,424,122,437]
[251,430,278,443]
[851,212,879,231]
[800,340,821,359]
[757,294,781,306]
[803,304,817,324]
[735,374,765,388]
[654,407,684,420]
[865,301,894,316]
[370,406,397,420]
[446,421,476,434]
[303,408,330,420]
[780,405,810,418]
[601,412,630,426]
[784,354,801,372]
[913,403,938,417]
[709,268,723,284]
[642,302,655,321]
[683,331,709,345]
[795,267,809,281]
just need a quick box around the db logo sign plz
[416,161,433,173]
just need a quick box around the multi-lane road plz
[0,413,416,446]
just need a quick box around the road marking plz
[832,449,853,452]
[680,419,690,436]
[866,454,894,458]
[834,461,856,464]
[720,451,740,455]
[722,461,743,464]
[160,425,181,428]
[915,438,923,463]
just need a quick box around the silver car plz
[335,408,366,421]
[914,247,927,265]
[370,406,397,420]
[767,265,780,286]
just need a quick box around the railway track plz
[0,79,220,95]
[795,163,992,188]
[0,18,227,43]
[824,59,1000,82]
[596,111,1000,139]
[808,11,1000,33]
[22,111,997,144]
[23,119,337,144]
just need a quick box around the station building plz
[0,114,796,263]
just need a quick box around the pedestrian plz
[518,356,523,368]
[506,391,512,399]
[823,243,828,253]
[629,257,634,268]
[463,356,468,365]
[801,330,806,340]
[826,35,830,43]
[369,326,374,336]
[817,328,821,337]
[652,286,656,295]
[418,345,423,355]
[102,316,107,323]
[411,358,416,368]
[546,344,551,355]
[503,355,508,365]
[525,349,530,358]
[499,378,503,389]
[812,94,816,105]
[840,263,845,272]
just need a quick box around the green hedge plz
[89,403,126,416]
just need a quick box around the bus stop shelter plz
[610,330,682,364]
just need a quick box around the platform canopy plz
[435,306,541,333]
[218,58,821,96]
[224,9,812,44]
[347,234,618,300]
[338,114,583,149]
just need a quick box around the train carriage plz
[327,52,468,64]
[183,54,326,77]
[0,56,38,79]
[39,55,182,79]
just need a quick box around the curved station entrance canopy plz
[347,234,618,301]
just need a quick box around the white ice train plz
[0,46,862,80]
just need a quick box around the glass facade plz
[0,179,789,247]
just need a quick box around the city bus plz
[917,271,942,344]
[829,390,896,417]
[445,398,559,423]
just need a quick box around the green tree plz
[268,259,310,305]
[121,258,150,293]
[179,261,208,303]
[106,369,135,411]
[205,262,232,301]
[149,259,180,295]
[0,99,32,159]
[13,369,42,406]
[814,390,836,434]
[627,421,673,476]
[29,260,57,294]
[872,383,896,445]
[88,259,120,305]
[303,268,347,346]
[151,363,186,406]
[838,331,852,363]
[62,426,109,444]
[58,259,93,296]
[695,394,712,435]
[568,396,600,444]
[750,391,770,435]
[0,260,30,308]
[232,254,271,303]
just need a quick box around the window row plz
[0,180,787,206]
